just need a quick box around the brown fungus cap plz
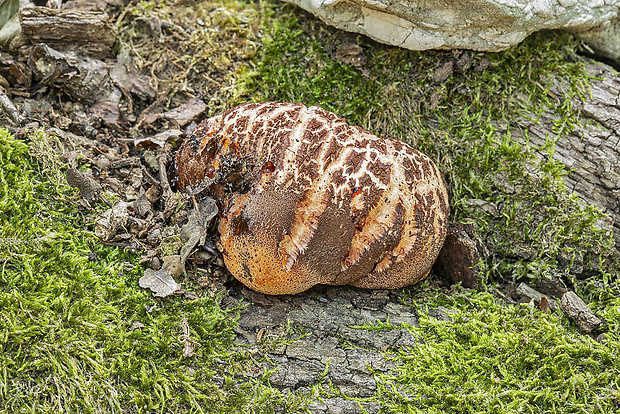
[176,102,449,295]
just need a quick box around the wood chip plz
[560,291,603,334]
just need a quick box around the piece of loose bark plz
[434,223,484,289]
[28,44,120,105]
[20,6,117,59]
[0,87,24,126]
[516,282,559,312]
[560,291,603,334]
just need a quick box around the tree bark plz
[20,6,117,59]
[501,60,620,256]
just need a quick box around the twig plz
[179,317,200,358]
[0,89,24,126]
[158,151,172,196]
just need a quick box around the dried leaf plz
[135,129,183,148]
[162,255,184,279]
[179,198,218,271]
[110,48,156,101]
[163,98,207,127]
[138,256,182,298]
[94,201,130,241]
[67,168,93,192]
[134,190,152,217]
[539,297,550,313]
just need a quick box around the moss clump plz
[375,287,620,413]
[236,2,617,289]
[0,128,305,412]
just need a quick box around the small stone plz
[150,256,161,270]
[94,155,111,170]
[147,227,161,245]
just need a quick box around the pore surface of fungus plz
[176,102,449,295]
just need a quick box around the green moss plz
[0,128,306,412]
[236,2,617,288]
[374,287,620,413]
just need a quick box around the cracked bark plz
[223,286,419,413]
[497,59,620,255]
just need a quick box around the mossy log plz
[500,60,620,256]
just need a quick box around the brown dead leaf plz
[179,197,218,271]
[134,190,152,217]
[90,101,125,130]
[163,98,207,127]
[145,185,161,203]
[66,167,102,202]
[110,48,156,103]
[135,129,183,148]
[94,201,130,241]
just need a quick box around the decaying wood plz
[434,223,484,289]
[27,43,119,104]
[500,61,620,256]
[560,290,603,334]
[20,6,117,59]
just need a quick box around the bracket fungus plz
[176,102,449,295]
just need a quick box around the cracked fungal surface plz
[176,102,449,295]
